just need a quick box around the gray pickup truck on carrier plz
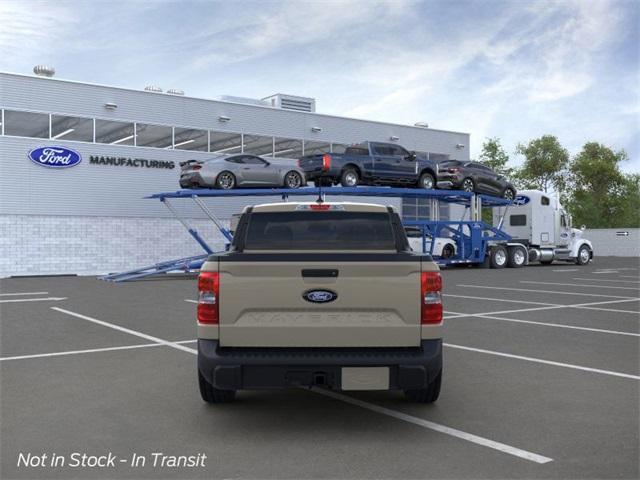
[196,201,444,403]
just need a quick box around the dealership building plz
[0,69,470,277]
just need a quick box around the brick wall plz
[0,215,228,277]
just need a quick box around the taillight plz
[309,204,331,210]
[192,165,202,170]
[197,271,219,324]
[322,154,332,171]
[297,159,301,167]
[421,271,442,324]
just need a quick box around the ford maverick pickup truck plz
[196,201,443,403]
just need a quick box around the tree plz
[565,142,638,228]
[479,137,513,176]
[515,135,569,193]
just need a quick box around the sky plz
[1,0,638,172]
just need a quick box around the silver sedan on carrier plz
[179,154,307,189]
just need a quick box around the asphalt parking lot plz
[1,256,638,479]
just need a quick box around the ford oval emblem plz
[303,289,338,303]
[513,195,530,206]
[28,146,82,169]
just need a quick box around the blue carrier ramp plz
[103,186,512,281]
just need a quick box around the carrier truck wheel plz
[198,370,236,403]
[490,245,508,269]
[507,246,527,268]
[576,245,591,265]
[404,371,441,403]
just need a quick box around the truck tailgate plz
[218,258,421,347]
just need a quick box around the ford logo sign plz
[513,195,530,206]
[28,146,82,169]
[303,289,338,303]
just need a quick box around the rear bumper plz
[179,172,206,188]
[198,339,442,391]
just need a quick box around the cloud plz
[0,1,77,68]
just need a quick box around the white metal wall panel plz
[1,72,470,159]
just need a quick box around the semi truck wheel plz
[576,245,591,265]
[198,370,236,403]
[404,371,441,403]
[507,246,526,268]
[490,245,508,269]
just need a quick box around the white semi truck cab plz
[494,190,593,265]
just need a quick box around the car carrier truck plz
[493,190,593,266]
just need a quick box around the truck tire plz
[576,245,591,265]
[507,246,526,268]
[340,168,359,187]
[418,172,435,190]
[198,370,236,403]
[490,245,508,269]
[404,371,441,403]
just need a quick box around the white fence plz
[584,228,640,257]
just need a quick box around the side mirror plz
[407,151,417,161]
[264,161,270,167]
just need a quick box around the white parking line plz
[445,343,640,380]
[184,299,198,304]
[620,275,640,279]
[445,311,639,337]
[552,269,579,272]
[0,292,49,296]
[572,278,640,284]
[0,297,67,304]
[43,307,553,464]
[444,298,640,318]
[456,284,636,299]
[520,281,639,291]
[0,340,197,362]
[444,294,557,306]
[51,307,197,354]
[312,388,553,464]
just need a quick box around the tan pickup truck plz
[196,201,443,403]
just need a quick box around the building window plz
[303,140,331,155]
[210,131,243,154]
[95,119,135,145]
[135,123,173,148]
[173,127,208,151]
[273,137,303,159]
[3,110,49,138]
[243,134,274,156]
[51,114,93,142]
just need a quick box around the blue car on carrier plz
[298,141,441,189]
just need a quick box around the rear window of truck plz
[242,211,397,250]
